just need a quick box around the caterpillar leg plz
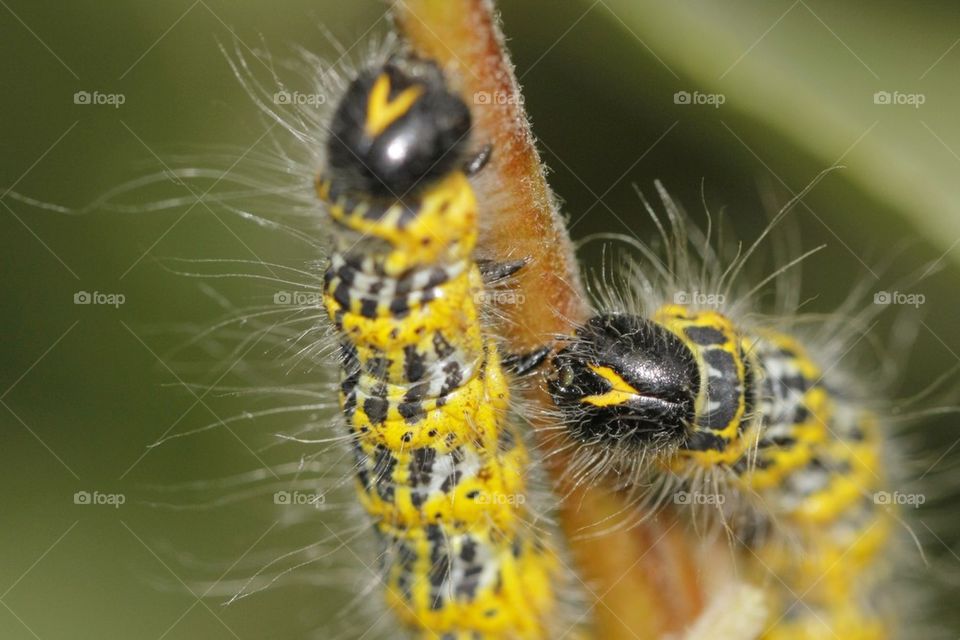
[464,143,493,177]
[502,346,551,377]
[477,258,527,285]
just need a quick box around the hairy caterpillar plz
[315,54,557,638]
[54,3,952,636]
[545,185,901,639]
[66,32,574,638]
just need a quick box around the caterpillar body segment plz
[550,303,894,638]
[318,55,555,639]
[662,306,892,639]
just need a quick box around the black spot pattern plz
[439,361,463,396]
[433,332,455,358]
[332,280,351,309]
[427,525,449,610]
[404,345,427,383]
[685,429,727,452]
[372,445,397,501]
[364,396,388,425]
[685,326,727,346]
[365,356,390,380]
[389,297,411,318]
[398,401,426,424]
[360,297,378,318]
[457,536,484,599]
[698,348,742,430]
[409,447,436,508]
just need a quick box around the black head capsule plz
[548,314,700,448]
[326,56,471,197]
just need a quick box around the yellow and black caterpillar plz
[316,55,555,639]
[314,53,898,638]
[547,203,896,639]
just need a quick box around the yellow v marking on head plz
[365,73,424,138]
[581,364,640,407]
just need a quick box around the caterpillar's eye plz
[558,364,575,388]
[547,355,608,400]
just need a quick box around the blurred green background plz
[2,1,958,638]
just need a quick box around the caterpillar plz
[545,189,899,639]
[315,54,557,638]
[71,5,946,638]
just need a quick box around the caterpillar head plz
[548,314,700,449]
[326,55,471,197]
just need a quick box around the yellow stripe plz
[581,363,639,407]
[365,73,424,137]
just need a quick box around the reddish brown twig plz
[391,2,711,636]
